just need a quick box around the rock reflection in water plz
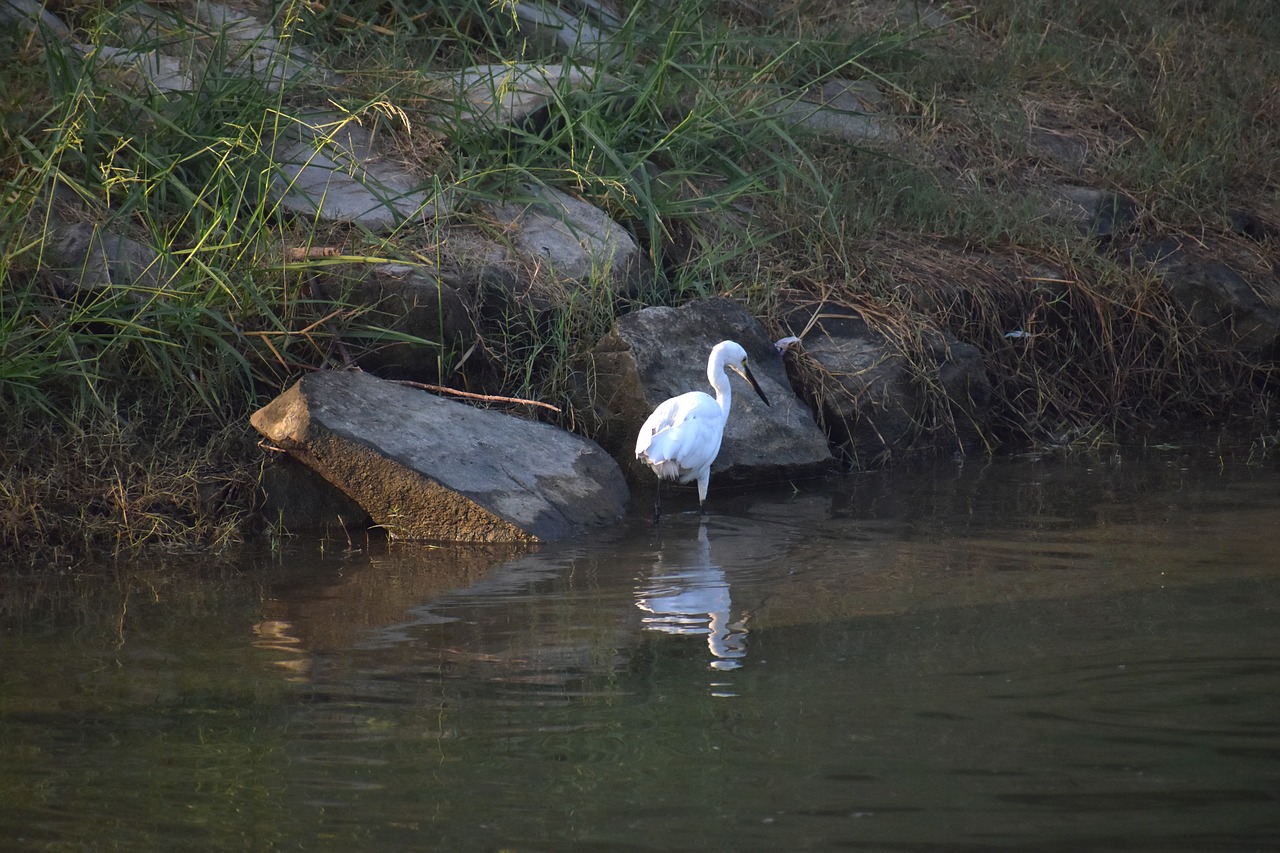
[636,522,749,670]
[250,539,533,676]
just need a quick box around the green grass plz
[1,0,1277,566]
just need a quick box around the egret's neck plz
[710,369,733,417]
[707,342,735,417]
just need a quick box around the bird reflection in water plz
[635,523,748,670]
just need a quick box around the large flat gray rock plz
[251,371,628,542]
[513,1,623,65]
[485,183,643,300]
[431,62,620,133]
[1,0,70,37]
[267,113,444,229]
[69,1,333,95]
[771,79,899,144]
[45,222,175,294]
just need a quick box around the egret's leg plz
[653,481,662,524]
[697,471,710,517]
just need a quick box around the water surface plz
[3,447,1278,851]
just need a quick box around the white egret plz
[635,340,770,520]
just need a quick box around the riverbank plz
[2,0,1277,568]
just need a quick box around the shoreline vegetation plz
[2,0,1278,570]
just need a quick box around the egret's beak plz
[730,362,771,407]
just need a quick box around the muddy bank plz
[2,0,1277,558]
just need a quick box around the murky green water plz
[3,447,1279,851]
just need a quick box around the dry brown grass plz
[743,222,1275,460]
[0,414,262,570]
[3,0,1278,571]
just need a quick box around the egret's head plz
[714,341,770,407]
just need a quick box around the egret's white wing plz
[637,394,682,456]
[636,392,694,455]
[636,391,724,484]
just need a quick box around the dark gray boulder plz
[771,78,900,145]
[54,1,333,95]
[482,183,646,306]
[0,0,71,37]
[1135,237,1280,360]
[44,222,175,295]
[781,303,992,467]
[430,62,621,134]
[1028,128,1090,171]
[251,370,629,542]
[266,112,445,230]
[191,1,333,91]
[512,0,624,66]
[588,297,834,485]
[311,262,475,382]
[427,182,648,314]
[1043,184,1140,239]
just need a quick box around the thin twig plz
[391,380,562,414]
